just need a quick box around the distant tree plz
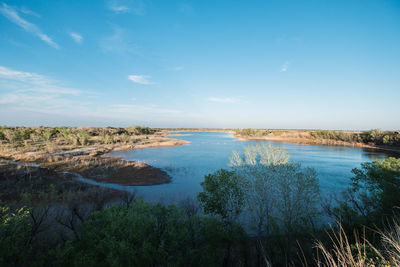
[383,135,391,145]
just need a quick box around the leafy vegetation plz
[199,144,321,264]
[0,206,31,266]
[58,200,247,266]
[1,141,400,266]
[198,169,247,224]
[0,126,158,147]
[325,157,400,231]
[0,195,248,266]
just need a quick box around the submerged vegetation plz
[1,130,400,265]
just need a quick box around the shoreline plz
[0,134,190,187]
[2,128,399,189]
[167,129,400,155]
[233,134,400,155]
[72,157,172,186]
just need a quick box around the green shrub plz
[78,131,91,145]
[126,126,154,135]
[0,206,32,266]
[14,129,31,142]
[57,199,246,266]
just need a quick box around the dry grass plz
[314,221,400,267]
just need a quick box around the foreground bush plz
[325,157,400,232]
[53,199,248,267]
[315,219,400,266]
[0,206,31,266]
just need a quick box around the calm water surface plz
[98,132,390,203]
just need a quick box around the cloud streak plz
[100,27,138,54]
[69,32,83,43]
[0,3,59,49]
[107,0,145,15]
[207,97,240,103]
[0,66,203,125]
[0,65,81,95]
[128,75,151,85]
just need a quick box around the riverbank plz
[0,126,189,186]
[168,128,400,154]
[235,134,400,154]
[234,136,400,155]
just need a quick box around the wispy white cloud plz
[0,66,80,95]
[207,97,240,104]
[107,0,145,15]
[280,61,290,72]
[69,32,83,43]
[0,3,59,49]
[19,6,40,17]
[0,66,87,122]
[100,27,137,53]
[0,93,53,105]
[0,66,203,125]
[128,75,151,85]
[109,4,130,13]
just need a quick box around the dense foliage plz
[0,206,31,266]
[0,199,248,267]
[198,169,247,224]
[326,157,400,231]
[198,144,321,264]
[58,199,249,266]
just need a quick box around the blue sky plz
[1,0,399,129]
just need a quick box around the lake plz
[85,131,391,203]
